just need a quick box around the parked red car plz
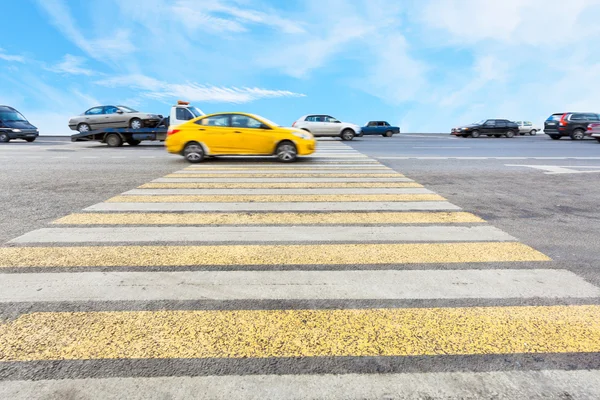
[587,123,600,143]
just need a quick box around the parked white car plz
[293,115,362,141]
[514,121,541,136]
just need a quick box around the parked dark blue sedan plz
[361,121,400,137]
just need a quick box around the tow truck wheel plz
[183,142,205,163]
[105,133,123,147]
[77,123,91,133]
[275,141,297,163]
[129,118,142,130]
[0,132,10,143]
[127,139,141,146]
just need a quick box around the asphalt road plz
[0,134,599,399]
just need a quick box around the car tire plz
[470,130,480,138]
[530,130,537,136]
[384,130,393,137]
[341,129,355,141]
[550,135,561,140]
[25,138,36,142]
[275,141,297,163]
[127,139,141,146]
[105,133,123,147]
[571,129,585,140]
[0,132,10,143]
[505,130,515,138]
[77,123,91,133]
[494,134,502,138]
[183,142,205,163]
[129,118,143,130]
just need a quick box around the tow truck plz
[70,101,204,147]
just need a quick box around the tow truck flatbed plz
[69,101,204,147]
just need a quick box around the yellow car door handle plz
[198,128,205,131]
[234,131,242,133]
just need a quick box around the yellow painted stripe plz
[53,212,485,225]
[183,167,389,170]
[165,173,404,178]
[0,305,596,361]
[107,194,445,203]
[139,182,423,189]
[0,243,550,268]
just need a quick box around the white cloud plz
[0,48,25,63]
[47,54,96,76]
[95,74,306,103]
[422,0,600,45]
[172,0,305,34]
[35,0,135,60]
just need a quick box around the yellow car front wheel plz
[276,141,297,163]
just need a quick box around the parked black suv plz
[544,112,600,140]
[451,119,520,138]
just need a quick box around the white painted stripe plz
[122,188,432,195]
[85,201,460,212]
[10,226,514,244]
[0,269,594,302]
[153,177,413,183]
[378,156,600,160]
[2,370,600,400]
[173,170,395,175]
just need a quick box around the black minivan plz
[0,106,39,143]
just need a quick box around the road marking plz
[0,269,594,302]
[11,226,515,244]
[153,177,414,183]
[85,201,461,212]
[0,305,596,361]
[166,173,403,178]
[379,156,600,160]
[106,194,446,203]
[0,242,549,268]
[53,211,483,225]
[140,182,423,189]
[175,169,397,175]
[183,166,390,170]
[122,188,434,195]
[506,164,600,174]
[3,370,600,400]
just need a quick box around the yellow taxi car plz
[165,112,316,163]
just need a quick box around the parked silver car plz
[68,105,162,133]
[292,114,362,141]
[514,120,541,136]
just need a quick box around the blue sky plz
[1,0,599,134]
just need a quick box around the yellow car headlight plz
[292,131,312,140]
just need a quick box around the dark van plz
[0,106,39,143]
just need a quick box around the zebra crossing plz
[1,141,599,399]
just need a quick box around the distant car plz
[0,106,39,143]
[292,115,362,141]
[544,112,600,140]
[514,121,540,136]
[587,123,600,142]
[361,121,400,137]
[68,105,162,133]
[451,119,520,138]
[166,112,316,163]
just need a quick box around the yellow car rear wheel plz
[183,142,205,163]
